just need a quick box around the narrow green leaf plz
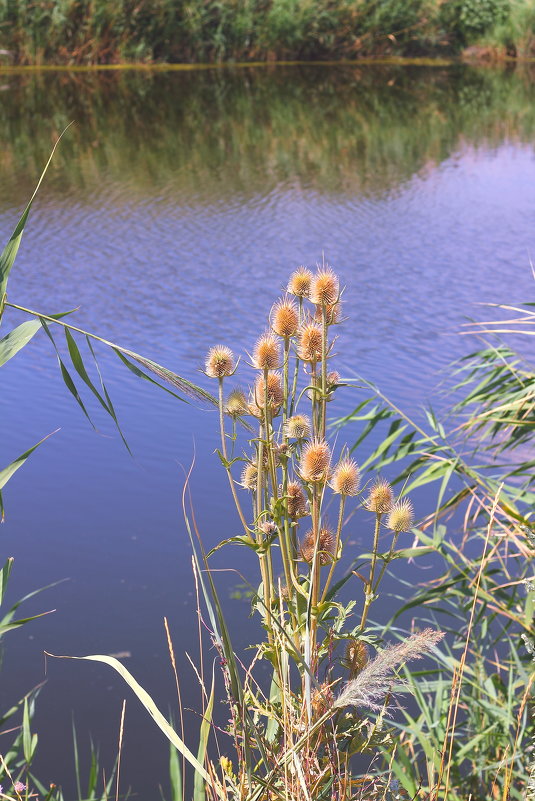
[0,431,56,520]
[194,673,215,801]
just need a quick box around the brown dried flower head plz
[345,639,369,678]
[252,332,280,370]
[311,683,334,719]
[310,267,339,306]
[271,297,299,338]
[284,414,311,440]
[297,321,323,362]
[387,498,414,533]
[314,302,341,325]
[254,371,284,412]
[301,527,335,565]
[225,388,248,418]
[240,463,258,490]
[366,478,394,514]
[288,266,313,298]
[285,481,308,517]
[299,438,331,483]
[205,345,235,378]
[330,457,360,496]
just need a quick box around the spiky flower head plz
[240,463,258,490]
[284,414,311,440]
[301,527,335,565]
[366,478,394,514]
[286,481,308,517]
[297,321,323,362]
[311,682,334,719]
[271,297,299,338]
[345,639,369,678]
[314,302,341,325]
[252,332,280,370]
[288,266,313,298]
[328,371,340,386]
[253,371,284,412]
[259,520,277,537]
[205,345,235,378]
[330,457,360,496]
[387,498,414,533]
[225,388,248,418]
[310,267,339,306]
[299,438,331,483]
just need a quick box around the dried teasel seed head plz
[240,463,258,490]
[271,297,299,338]
[345,639,369,677]
[300,527,335,565]
[297,321,323,362]
[299,438,331,483]
[310,267,339,306]
[252,332,280,370]
[314,302,341,325]
[225,388,248,418]
[330,457,360,496]
[366,478,394,514]
[311,683,334,719]
[284,414,311,440]
[288,266,313,298]
[254,371,284,412]
[387,498,414,533]
[285,480,308,517]
[205,345,235,378]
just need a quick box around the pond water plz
[1,63,534,798]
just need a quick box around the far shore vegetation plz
[0,0,534,66]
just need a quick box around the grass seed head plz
[387,498,414,532]
[284,414,311,440]
[297,320,323,362]
[330,457,360,496]
[366,478,394,514]
[252,332,280,370]
[310,267,339,306]
[299,438,331,483]
[301,527,335,565]
[205,345,235,378]
[271,297,299,338]
[288,266,313,298]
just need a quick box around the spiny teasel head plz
[345,639,369,678]
[314,301,341,325]
[205,345,235,379]
[225,388,248,418]
[259,520,277,538]
[253,371,284,412]
[288,266,313,298]
[297,320,323,362]
[334,628,444,712]
[330,457,360,496]
[271,297,299,339]
[286,481,308,517]
[284,414,311,440]
[366,478,394,514]
[327,370,340,387]
[387,497,414,533]
[311,682,334,719]
[299,438,331,483]
[240,462,258,490]
[252,332,280,370]
[310,267,339,306]
[300,527,335,565]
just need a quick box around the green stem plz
[320,303,328,439]
[321,494,345,604]
[218,379,249,536]
[360,512,382,631]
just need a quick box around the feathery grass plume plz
[366,478,394,514]
[253,371,284,412]
[225,387,248,418]
[287,266,312,298]
[301,527,335,565]
[310,266,339,306]
[297,320,323,362]
[284,414,311,440]
[205,345,235,378]
[330,456,360,496]
[252,332,280,370]
[387,498,414,532]
[334,629,444,712]
[271,296,299,338]
[299,437,331,483]
[286,480,308,517]
[240,462,258,490]
[345,639,369,678]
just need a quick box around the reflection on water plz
[0,65,534,797]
